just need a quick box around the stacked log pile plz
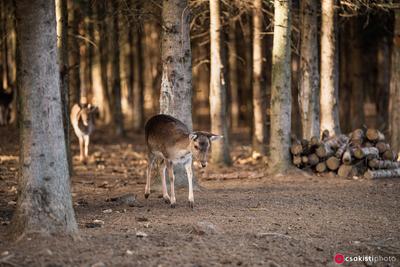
[290,128,400,179]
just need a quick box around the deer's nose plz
[201,162,207,168]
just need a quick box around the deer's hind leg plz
[145,153,155,199]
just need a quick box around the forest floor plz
[0,125,399,267]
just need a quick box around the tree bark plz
[349,18,364,129]
[12,0,78,239]
[268,0,292,173]
[252,0,267,157]
[320,0,340,135]
[160,0,195,186]
[339,23,351,133]
[389,10,400,152]
[299,0,319,140]
[209,0,231,165]
[376,37,390,132]
[56,0,72,176]
[228,20,239,129]
[67,0,80,107]
[95,0,111,124]
[109,1,124,136]
[132,7,144,131]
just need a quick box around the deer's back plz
[145,114,190,156]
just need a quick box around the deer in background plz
[145,114,222,209]
[0,88,13,126]
[70,103,97,164]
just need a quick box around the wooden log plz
[301,139,310,154]
[375,142,389,154]
[383,150,397,161]
[290,143,303,155]
[308,153,319,166]
[316,144,334,158]
[364,142,374,148]
[368,159,400,169]
[335,143,347,158]
[326,156,340,171]
[364,168,400,179]
[316,162,327,173]
[293,155,302,167]
[352,147,379,160]
[325,134,349,150]
[366,128,385,142]
[310,136,319,147]
[301,156,309,165]
[338,164,353,178]
[349,128,365,146]
[321,129,329,141]
[342,149,352,165]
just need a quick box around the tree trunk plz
[132,7,144,131]
[389,10,400,153]
[268,0,292,174]
[376,37,390,132]
[109,1,124,136]
[320,0,340,135]
[160,0,194,186]
[209,0,231,165]
[12,0,78,239]
[252,0,267,157]
[339,22,351,133]
[299,0,319,140]
[56,0,72,176]
[67,0,80,107]
[95,0,111,124]
[349,18,364,129]
[228,20,239,129]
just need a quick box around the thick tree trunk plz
[160,0,194,186]
[132,14,144,131]
[209,0,231,165]
[56,0,72,176]
[339,23,351,133]
[389,10,400,153]
[12,0,78,239]
[228,20,239,129]
[95,0,111,124]
[299,0,319,140]
[320,0,340,135]
[268,0,292,173]
[109,1,124,136]
[349,18,364,129]
[67,0,80,107]
[252,0,267,157]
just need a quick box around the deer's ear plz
[209,134,223,141]
[189,133,198,141]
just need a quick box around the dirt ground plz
[0,125,399,267]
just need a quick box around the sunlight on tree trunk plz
[268,0,292,174]
[209,0,231,165]
[56,0,72,176]
[12,0,78,239]
[389,10,400,153]
[252,0,267,157]
[320,0,340,135]
[299,0,319,140]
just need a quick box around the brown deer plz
[145,114,222,209]
[0,88,13,126]
[70,103,97,164]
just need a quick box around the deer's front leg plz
[84,135,90,163]
[78,136,84,163]
[167,161,176,208]
[184,157,194,209]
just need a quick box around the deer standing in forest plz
[0,89,13,126]
[70,103,97,164]
[145,114,222,209]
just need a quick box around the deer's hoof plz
[144,193,150,199]
[188,201,194,209]
[163,197,171,204]
[170,203,176,208]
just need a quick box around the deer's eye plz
[194,145,199,150]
